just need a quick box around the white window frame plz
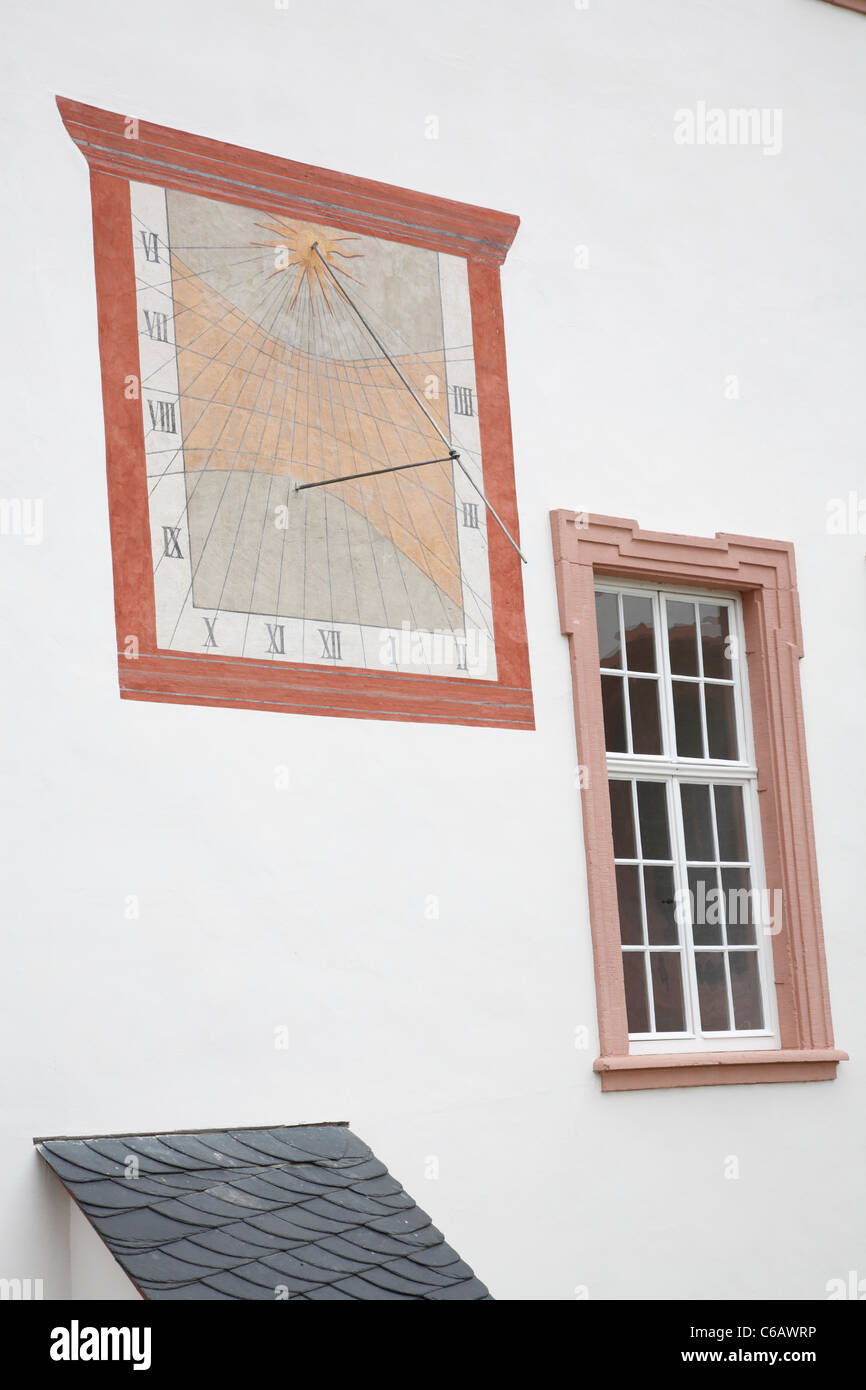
[596,577,780,1055]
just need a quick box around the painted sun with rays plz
[252,217,362,312]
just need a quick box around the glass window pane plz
[623,952,650,1033]
[650,953,686,1031]
[714,784,748,862]
[730,952,764,1030]
[721,867,756,945]
[695,952,730,1031]
[601,675,627,752]
[700,603,731,679]
[705,683,738,760]
[672,680,704,758]
[636,781,670,859]
[595,591,621,668]
[609,779,636,859]
[629,678,662,755]
[666,599,699,676]
[688,867,723,946]
[644,866,678,945]
[681,783,714,861]
[615,865,643,945]
[622,594,656,672]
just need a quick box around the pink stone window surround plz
[550,511,847,1092]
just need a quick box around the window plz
[596,583,777,1053]
[551,511,846,1091]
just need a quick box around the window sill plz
[594,1048,848,1092]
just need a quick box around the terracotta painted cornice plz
[56,97,520,266]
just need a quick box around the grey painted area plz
[187,470,464,630]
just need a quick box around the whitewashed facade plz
[1,0,864,1300]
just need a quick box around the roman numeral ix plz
[162,526,183,559]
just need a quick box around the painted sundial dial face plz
[132,182,496,678]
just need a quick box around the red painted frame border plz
[58,97,533,730]
[550,511,847,1091]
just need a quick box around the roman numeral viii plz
[147,399,177,433]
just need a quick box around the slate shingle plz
[36,1124,491,1301]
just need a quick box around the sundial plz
[59,98,533,728]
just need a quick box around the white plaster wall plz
[1,0,863,1300]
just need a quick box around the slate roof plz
[35,1123,491,1300]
